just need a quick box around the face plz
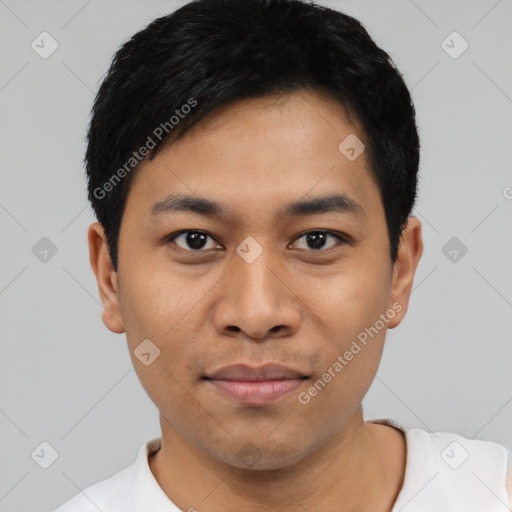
[89,88,422,470]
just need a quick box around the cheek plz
[118,265,213,391]
[300,321,386,428]
[303,259,391,342]
[296,259,390,401]
[118,270,205,423]
[119,263,199,343]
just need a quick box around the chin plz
[212,438,310,472]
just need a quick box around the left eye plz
[292,231,344,251]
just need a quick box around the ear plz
[88,222,125,334]
[387,216,423,329]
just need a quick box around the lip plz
[204,363,308,381]
[203,364,309,405]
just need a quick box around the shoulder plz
[506,447,512,508]
[52,463,134,512]
[370,419,511,511]
[54,465,133,512]
[52,438,164,512]
[403,427,510,511]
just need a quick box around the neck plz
[149,408,405,512]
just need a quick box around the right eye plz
[166,230,222,252]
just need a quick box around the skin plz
[88,88,423,512]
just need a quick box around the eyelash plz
[165,229,349,253]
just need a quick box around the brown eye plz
[292,231,345,251]
[168,231,219,251]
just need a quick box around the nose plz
[213,246,302,341]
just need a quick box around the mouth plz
[202,363,310,405]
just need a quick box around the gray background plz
[0,0,511,510]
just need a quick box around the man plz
[54,0,512,510]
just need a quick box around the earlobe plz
[87,222,126,334]
[387,216,423,329]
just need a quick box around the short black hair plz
[85,0,420,272]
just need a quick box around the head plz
[88,0,423,470]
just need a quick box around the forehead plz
[124,89,383,228]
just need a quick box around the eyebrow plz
[150,193,365,220]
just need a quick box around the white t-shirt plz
[53,418,512,512]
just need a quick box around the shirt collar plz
[129,437,180,510]
[130,420,416,511]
